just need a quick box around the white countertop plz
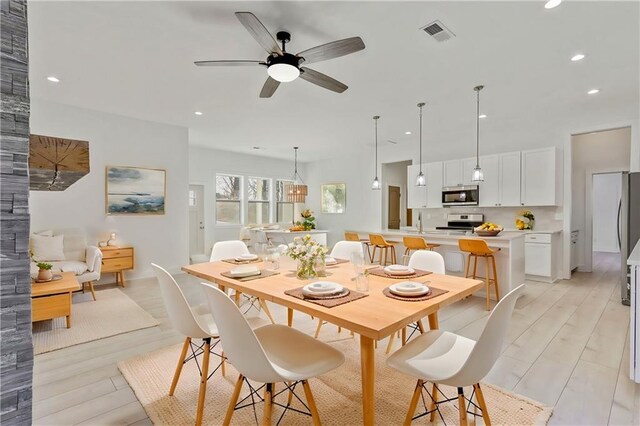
[353,229,525,242]
[264,229,328,234]
[628,240,640,266]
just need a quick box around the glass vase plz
[296,259,317,280]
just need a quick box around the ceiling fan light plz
[372,176,381,190]
[267,63,300,82]
[472,166,484,182]
[416,171,426,187]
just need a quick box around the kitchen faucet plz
[417,212,424,234]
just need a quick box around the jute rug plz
[33,288,159,354]
[119,338,552,425]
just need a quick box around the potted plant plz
[301,209,316,231]
[285,235,327,279]
[36,262,53,281]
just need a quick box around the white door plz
[189,185,205,256]
[500,151,522,206]
[478,154,500,207]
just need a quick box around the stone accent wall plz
[0,0,33,424]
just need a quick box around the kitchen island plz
[263,229,328,246]
[350,229,525,300]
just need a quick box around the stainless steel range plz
[435,213,484,231]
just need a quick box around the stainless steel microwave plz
[442,185,479,206]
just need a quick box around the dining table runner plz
[367,267,432,279]
[284,287,368,308]
[220,269,279,282]
[382,286,448,302]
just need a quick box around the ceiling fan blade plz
[235,12,283,55]
[296,37,365,64]
[194,60,264,67]
[259,77,280,98]
[299,67,348,93]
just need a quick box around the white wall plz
[30,100,189,280]
[571,127,631,270]
[188,145,305,254]
[592,173,622,253]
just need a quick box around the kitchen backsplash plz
[412,206,563,231]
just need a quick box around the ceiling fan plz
[194,12,365,98]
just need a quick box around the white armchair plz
[30,229,103,301]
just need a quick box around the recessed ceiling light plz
[405,131,412,135]
[587,89,600,95]
[571,53,586,62]
[544,0,562,9]
[46,76,60,83]
[252,146,262,150]
[194,111,203,116]
[478,114,487,119]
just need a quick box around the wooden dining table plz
[182,259,483,426]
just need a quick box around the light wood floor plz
[32,252,640,425]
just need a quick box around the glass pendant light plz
[472,85,485,182]
[372,115,381,190]
[285,147,308,202]
[415,102,426,186]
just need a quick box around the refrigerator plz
[619,172,640,305]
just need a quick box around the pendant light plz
[371,115,381,190]
[285,147,308,202]
[472,85,485,182]
[415,102,426,186]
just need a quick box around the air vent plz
[421,20,455,42]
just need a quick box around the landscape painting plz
[321,183,346,214]
[106,166,165,215]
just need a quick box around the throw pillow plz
[31,234,65,261]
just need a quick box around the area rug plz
[119,338,552,425]
[33,288,160,354]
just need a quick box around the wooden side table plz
[32,272,81,328]
[100,246,134,287]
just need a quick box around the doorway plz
[388,186,401,229]
[189,184,205,256]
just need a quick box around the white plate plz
[324,256,337,265]
[236,254,258,261]
[229,266,261,278]
[384,265,415,276]
[302,281,344,297]
[389,282,429,297]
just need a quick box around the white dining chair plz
[209,240,275,324]
[329,240,363,260]
[151,263,226,426]
[201,283,345,425]
[387,284,524,426]
[384,251,447,354]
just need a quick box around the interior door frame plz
[189,182,207,256]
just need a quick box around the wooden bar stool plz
[345,231,373,262]
[458,239,501,311]
[369,234,398,266]
[402,236,440,258]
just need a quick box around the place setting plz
[221,253,262,265]
[220,264,279,282]
[367,264,432,279]
[324,256,350,267]
[285,280,368,308]
[382,280,448,302]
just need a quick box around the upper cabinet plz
[521,147,561,206]
[407,163,427,208]
[443,158,476,187]
[478,152,521,207]
[426,161,443,208]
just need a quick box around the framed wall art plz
[321,183,346,214]
[106,166,166,215]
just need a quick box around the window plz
[216,174,242,224]
[188,189,197,207]
[248,177,271,224]
[276,180,294,223]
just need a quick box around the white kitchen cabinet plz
[478,152,521,207]
[426,161,443,208]
[570,230,579,271]
[525,232,559,282]
[521,147,561,206]
[444,158,476,187]
[500,151,522,206]
[407,164,427,208]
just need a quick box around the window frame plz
[215,173,243,227]
[247,176,272,225]
[275,179,295,224]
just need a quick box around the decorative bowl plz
[475,229,502,237]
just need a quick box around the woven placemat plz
[220,269,279,282]
[222,258,261,265]
[368,267,432,279]
[285,287,368,308]
[382,286,448,302]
